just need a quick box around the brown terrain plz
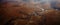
[0,0,60,25]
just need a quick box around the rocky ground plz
[0,0,60,25]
